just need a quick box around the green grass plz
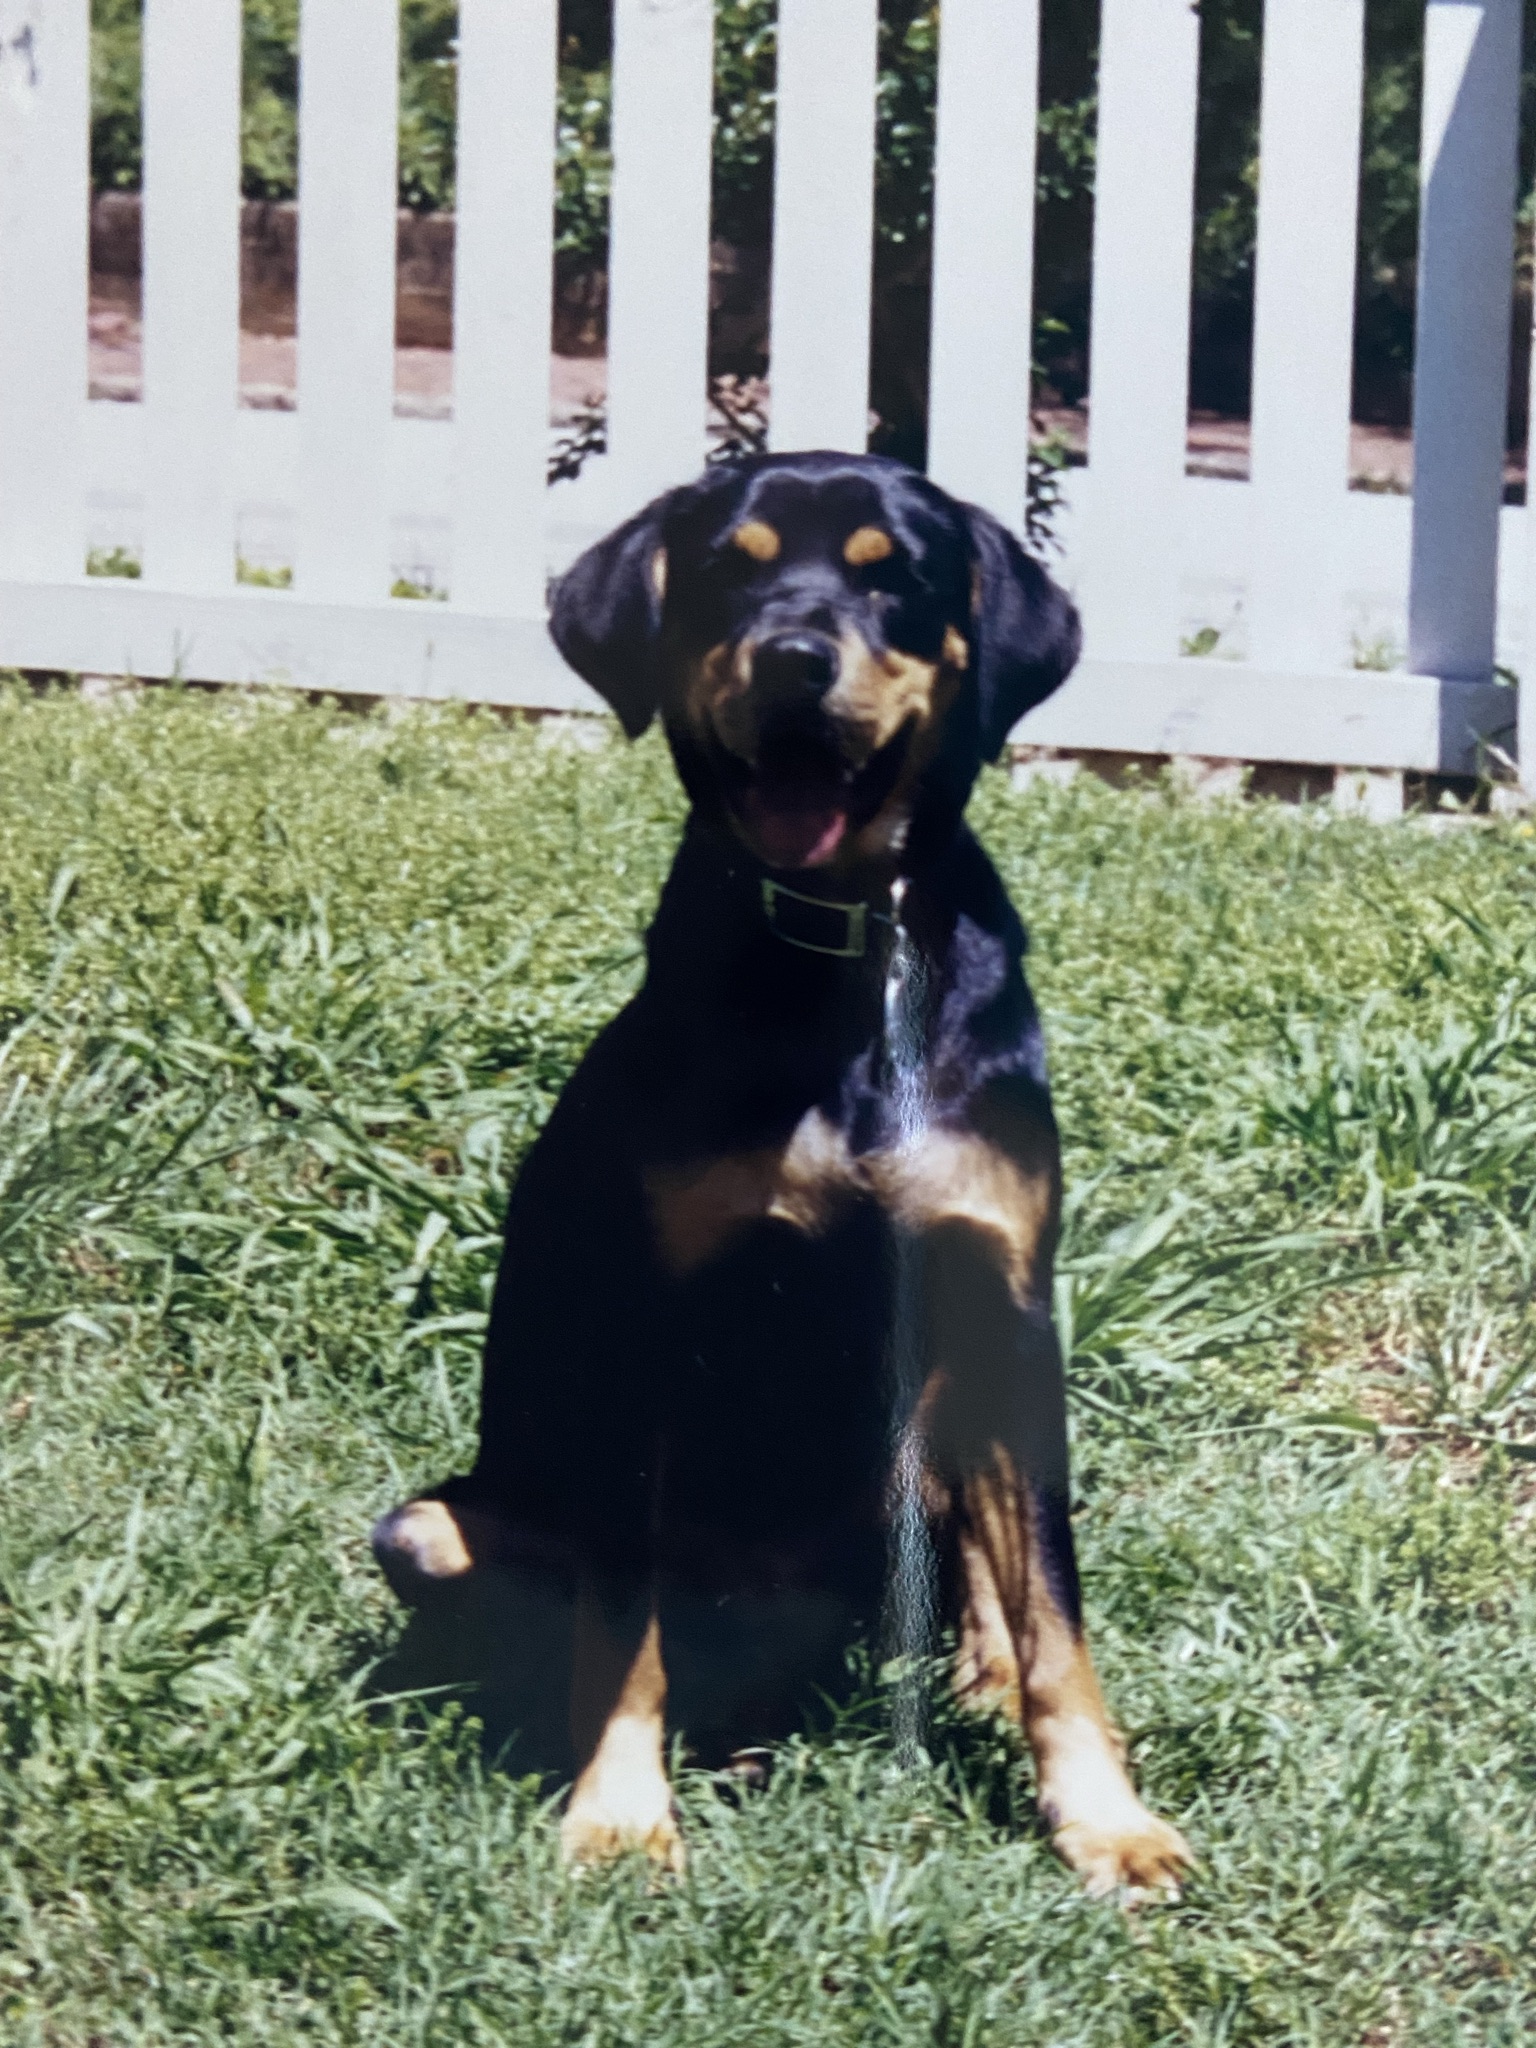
[1,680,1533,2046]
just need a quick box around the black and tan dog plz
[373,451,1192,1895]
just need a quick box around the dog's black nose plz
[751,632,839,701]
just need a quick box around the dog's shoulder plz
[906,826,1049,1102]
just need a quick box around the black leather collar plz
[760,878,882,958]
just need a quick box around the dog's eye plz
[849,551,907,594]
[708,541,765,578]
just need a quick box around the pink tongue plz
[742,787,849,869]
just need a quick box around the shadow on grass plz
[366,1569,582,1781]
[367,1571,1049,1852]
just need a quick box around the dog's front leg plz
[919,1217,1192,1898]
[952,1435,1191,1898]
[560,1578,682,1872]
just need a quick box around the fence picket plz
[294,0,400,603]
[1409,0,1521,684]
[767,0,879,455]
[141,0,241,594]
[927,0,1040,529]
[1080,0,1201,663]
[1247,0,1365,674]
[1527,236,1536,790]
[606,0,715,509]
[451,0,557,616]
[0,0,89,584]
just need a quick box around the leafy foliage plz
[1,685,1534,2042]
[90,0,457,205]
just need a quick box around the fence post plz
[767,0,879,454]
[0,0,89,586]
[451,0,557,617]
[1409,0,1521,701]
[1080,0,1201,664]
[141,0,241,595]
[607,0,715,507]
[1247,0,1365,674]
[1527,275,1536,794]
[294,0,400,604]
[927,0,1040,530]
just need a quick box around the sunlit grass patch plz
[1,683,1533,2044]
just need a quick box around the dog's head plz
[551,451,1079,872]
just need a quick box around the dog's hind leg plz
[371,1495,490,1602]
[561,1581,683,1872]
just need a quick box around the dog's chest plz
[642,1103,1050,1305]
[652,1190,896,1564]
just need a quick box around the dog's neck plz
[631,814,1042,1149]
[757,872,890,961]
[646,813,988,996]
[709,820,934,960]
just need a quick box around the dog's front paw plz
[1052,1805,1194,1901]
[560,1782,685,1874]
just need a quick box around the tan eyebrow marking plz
[844,525,895,567]
[732,520,781,563]
[943,625,969,670]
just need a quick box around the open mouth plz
[719,723,913,870]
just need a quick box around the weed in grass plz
[1179,624,1223,659]
[237,559,295,590]
[84,544,142,580]
[1244,1000,1536,1228]
[85,557,435,596]
[1351,628,1406,672]
[0,686,1532,2042]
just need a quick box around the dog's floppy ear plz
[548,492,677,738]
[964,504,1081,761]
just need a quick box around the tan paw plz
[560,1794,686,1874]
[1053,1806,1194,1901]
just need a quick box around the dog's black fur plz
[374,452,1190,1891]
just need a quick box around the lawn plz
[0,681,1533,2046]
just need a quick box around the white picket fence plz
[0,0,1529,781]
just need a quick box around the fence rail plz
[0,0,1530,782]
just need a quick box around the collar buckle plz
[761,878,869,958]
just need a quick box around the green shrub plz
[90,0,456,204]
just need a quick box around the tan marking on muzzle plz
[732,520,782,563]
[682,639,756,758]
[687,618,969,770]
[824,632,944,756]
[844,525,895,567]
[833,635,970,864]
